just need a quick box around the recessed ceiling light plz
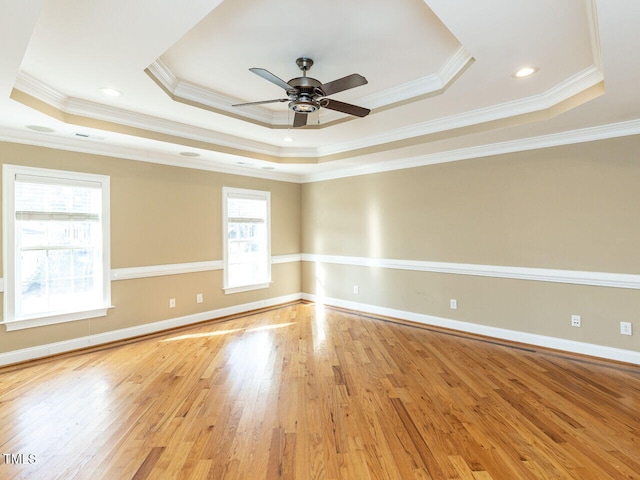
[179,151,200,157]
[513,66,538,78]
[100,87,122,97]
[262,166,276,170]
[27,125,55,133]
[283,137,294,142]
[237,161,252,166]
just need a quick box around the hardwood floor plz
[0,303,639,480]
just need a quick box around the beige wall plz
[301,135,640,351]
[2,134,639,357]
[0,142,301,353]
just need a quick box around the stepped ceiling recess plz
[1,0,639,181]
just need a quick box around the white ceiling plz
[1,0,639,182]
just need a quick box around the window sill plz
[3,306,114,331]
[223,282,272,295]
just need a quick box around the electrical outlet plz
[450,299,457,310]
[169,298,176,308]
[353,285,359,294]
[196,293,203,304]
[571,315,581,327]
[620,322,633,336]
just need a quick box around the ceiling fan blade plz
[232,98,288,107]
[249,68,292,91]
[293,112,307,128]
[323,99,370,118]
[320,74,368,96]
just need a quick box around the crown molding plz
[13,71,68,110]
[148,59,276,125]
[14,58,604,163]
[0,125,302,183]
[586,0,604,71]
[4,116,640,186]
[302,118,640,182]
[147,46,474,128]
[13,71,298,159]
[359,46,472,110]
[316,64,604,157]
[63,97,282,157]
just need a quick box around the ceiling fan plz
[232,57,370,127]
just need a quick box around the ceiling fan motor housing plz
[287,76,324,114]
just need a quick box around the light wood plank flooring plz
[0,303,639,479]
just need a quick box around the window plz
[223,187,271,294]
[3,165,111,330]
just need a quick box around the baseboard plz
[0,293,302,367]
[301,293,640,365]
[3,292,637,367]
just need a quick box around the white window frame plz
[222,187,271,294]
[2,164,112,331]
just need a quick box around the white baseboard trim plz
[302,293,640,365]
[3,291,637,368]
[0,293,302,367]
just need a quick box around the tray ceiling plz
[1,0,638,181]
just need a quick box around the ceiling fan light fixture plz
[289,98,319,114]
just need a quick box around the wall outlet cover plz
[571,315,581,327]
[620,322,633,336]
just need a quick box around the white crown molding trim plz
[145,57,178,91]
[358,46,471,110]
[0,126,302,183]
[302,118,640,182]
[302,254,640,290]
[0,293,302,367]
[438,45,473,83]
[586,0,604,70]
[316,65,604,157]
[4,115,640,187]
[14,71,287,158]
[148,59,275,125]
[64,98,282,157]
[175,80,275,125]
[110,254,301,281]
[15,61,602,162]
[302,293,640,365]
[149,47,473,127]
[13,71,68,111]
